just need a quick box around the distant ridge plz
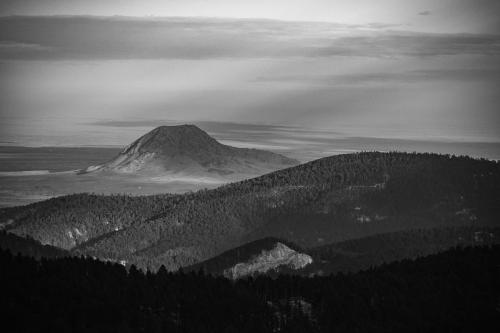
[5,152,499,271]
[82,124,298,177]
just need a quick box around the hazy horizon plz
[1,1,500,160]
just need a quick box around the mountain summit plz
[83,125,298,177]
[122,125,223,156]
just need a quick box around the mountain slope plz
[2,152,500,271]
[82,124,298,177]
[185,238,311,277]
[302,225,500,275]
[222,242,312,279]
[0,230,69,259]
[186,226,500,277]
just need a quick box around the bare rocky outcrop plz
[223,242,312,279]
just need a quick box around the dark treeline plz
[2,152,499,270]
[2,245,499,332]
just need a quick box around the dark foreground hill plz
[0,230,69,259]
[81,124,298,177]
[1,245,499,332]
[2,152,499,270]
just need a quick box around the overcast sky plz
[0,1,499,150]
[1,0,499,34]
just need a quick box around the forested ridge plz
[1,193,178,248]
[304,225,499,275]
[184,237,305,275]
[0,230,69,259]
[2,225,498,279]
[1,245,498,332]
[2,152,499,271]
[186,226,500,276]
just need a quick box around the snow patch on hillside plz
[224,242,312,279]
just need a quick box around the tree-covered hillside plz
[303,225,500,275]
[184,237,305,275]
[0,230,69,259]
[186,226,500,277]
[1,245,498,332]
[2,152,499,270]
[1,193,178,248]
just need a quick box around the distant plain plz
[1,122,499,207]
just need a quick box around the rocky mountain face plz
[82,125,298,178]
[185,238,313,278]
[223,242,312,279]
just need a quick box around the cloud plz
[418,11,431,16]
[90,120,304,136]
[256,68,500,86]
[0,16,499,60]
[0,41,52,57]
[312,33,500,57]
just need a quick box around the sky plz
[0,1,499,154]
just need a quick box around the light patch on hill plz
[148,174,226,184]
[223,242,312,279]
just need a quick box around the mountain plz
[81,124,298,178]
[302,225,500,276]
[2,152,500,271]
[186,238,312,278]
[223,242,312,279]
[0,230,69,259]
[187,226,500,277]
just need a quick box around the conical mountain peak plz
[84,124,299,176]
[123,124,221,155]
